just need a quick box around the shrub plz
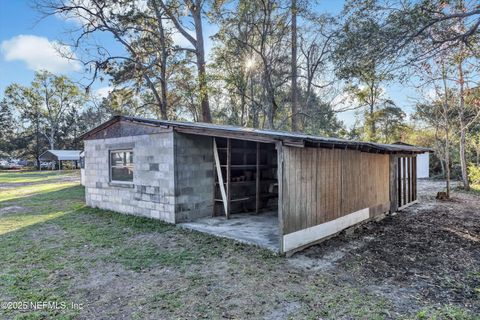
[468,164,480,185]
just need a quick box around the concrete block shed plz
[80,116,431,255]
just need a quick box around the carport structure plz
[39,150,82,170]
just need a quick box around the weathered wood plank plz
[255,142,260,213]
[282,147,391,235]
[213,139,228,215]
[226,138,231,219]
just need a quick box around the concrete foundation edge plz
[282,208,370,252]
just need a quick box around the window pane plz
[111,166,133,182]
[111,152,125,166]
[110,150,134,182]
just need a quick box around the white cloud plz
[1,35,81,73]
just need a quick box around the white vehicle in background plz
[40,161,56,170]
[0,160,9,169]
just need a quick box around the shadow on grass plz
[0,181,81,203]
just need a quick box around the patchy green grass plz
[0,172,478,319]
[415,305,478,320]
[0,170,78,184]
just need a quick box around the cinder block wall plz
[84,132,176,223]
[174,133,214,222]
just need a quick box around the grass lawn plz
[0,171,78,184]
[0,172,478,319]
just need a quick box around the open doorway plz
[179,137,280,252]
[213,138,278,217]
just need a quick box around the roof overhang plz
[79,116,433,155]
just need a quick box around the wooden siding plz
[282,147,390,234]
[395,155,418,209]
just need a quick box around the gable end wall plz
[84,131,176,222]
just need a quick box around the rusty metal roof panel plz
[80,116,432,154]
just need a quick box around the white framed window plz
[110,150,134,183]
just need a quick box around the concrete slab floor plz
[179,211,280,252]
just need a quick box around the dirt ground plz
[1,173,479,319]
[292,179,480,315]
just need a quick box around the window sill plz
[108,181,134,188]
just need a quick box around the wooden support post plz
[413,156,417,201]
[397,157,401,208]
[389,155,398,213]
[276,141,284,253]
[212,140,217,217]
[407,157,411,203]
[256,142,260,213]
[213,139,228,215]
[402,157,406,207]
[226,138,231,219]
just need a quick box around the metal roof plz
[80,116,432,154]
[39,150,82,161]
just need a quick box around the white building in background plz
[80,151,85,186]
[416,152,430,178]
[394,142,431,178]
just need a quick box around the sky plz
[0,0,417,127]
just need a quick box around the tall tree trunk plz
[440,158,445,177]
[251,75,258,128]
[442,63,451,197]
[193,5,211,123]
[35,113,41,170]
[154,2,169,120]
[369,82,376,139]
[457,55,470,190]
[158,0,211,122]
[290,0,300,131]
[50,131,55,150]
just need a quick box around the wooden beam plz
[413,156,417,201]
[213,139,228,215]
[402,157,406,207]
[407,157,411,203]
[389,155,398,213]
[397,157,401,208]
[174,127,277,144]
[276,142,284,253]
[256,142,260,213]
[226,138,231,219]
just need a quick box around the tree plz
[333,14,395,141]
[213,0,290,129]
[32,71,85,150]
[36,0,180,119]
[414,58,457,197]
[291,0,300,131]
[3,71,84,168]
[158,0,213,122]
[340,0,480,67]
[0,101,15,159]
[370,103,407,143]
[3,83,44,168]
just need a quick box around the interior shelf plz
[213,138,278,218]
[215,193,278,203]
[219,164,277,169]
[216,179,277,186]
